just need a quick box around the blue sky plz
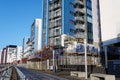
[0,0,43,50]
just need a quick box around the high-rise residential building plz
[22,19,42,61]
[42,0,102,71]
[30,18,42,53]
[43,0,101,51]
[29,18,42,58]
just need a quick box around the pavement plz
[17,67,87,80]
[48,71,86,80]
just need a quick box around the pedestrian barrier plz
[0,65,13,80]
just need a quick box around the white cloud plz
[100,0,120,41]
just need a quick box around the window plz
[55,28,61,35]
[87,16,92,23]
[56,19,61,25]
[70,2,75,8]
[70,19,75,25]
[55,10,61,16]
[70,28,75,33]
[55,37,60,45]
[87,9,92,16]
[87,22,93,44]
[70,11,75,16]
[87,1,92,9]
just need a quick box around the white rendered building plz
[17,46,22,61]
[6,45,17,63]
[30,18,42,54]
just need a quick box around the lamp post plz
[84,38,88,79]
[52,49,56,72]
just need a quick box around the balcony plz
[75,32,85,39]
[49,13,61,20]
[27,41,34,46]
[54,22,61,27]
[75,16,84,22]
[49,6,54,11]
[49,22,61,28]
[54,4,61,10]
[49,32,54,37]
[49,32,61,38]
[49,3,61,11]
[76,0,84,6]
[49,23,55,28]
[53,14,61,19]
[76,8,85,15]
[76,24,85,31]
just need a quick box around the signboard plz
[76,44,98,54]
[76,44,84,52]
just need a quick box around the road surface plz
[17,67,68,80]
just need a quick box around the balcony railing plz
[75,16,84,22]
[75,32,85,38]
[49,13,61,19]
[53,14,61,19]
[76,8,85,14]
[49,22,61,28]
[49,6,54,11]
[76,0,84,6]
[49,23,54,28]
[0,65,13,80]
[49,3,61,11]
[54,4,61,9]
[76,24,85,31]
[49,32,61,37]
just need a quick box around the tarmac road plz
[17,67,68,80]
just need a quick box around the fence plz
[0,65,13,80]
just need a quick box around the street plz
[17,67,68,80]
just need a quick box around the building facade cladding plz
[43,0,101,50]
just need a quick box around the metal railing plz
[0,65,13,80]
[15,67,28,80]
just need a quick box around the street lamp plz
[84,38,88,79]
[52,49,56,72]
[76,30,88,79]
